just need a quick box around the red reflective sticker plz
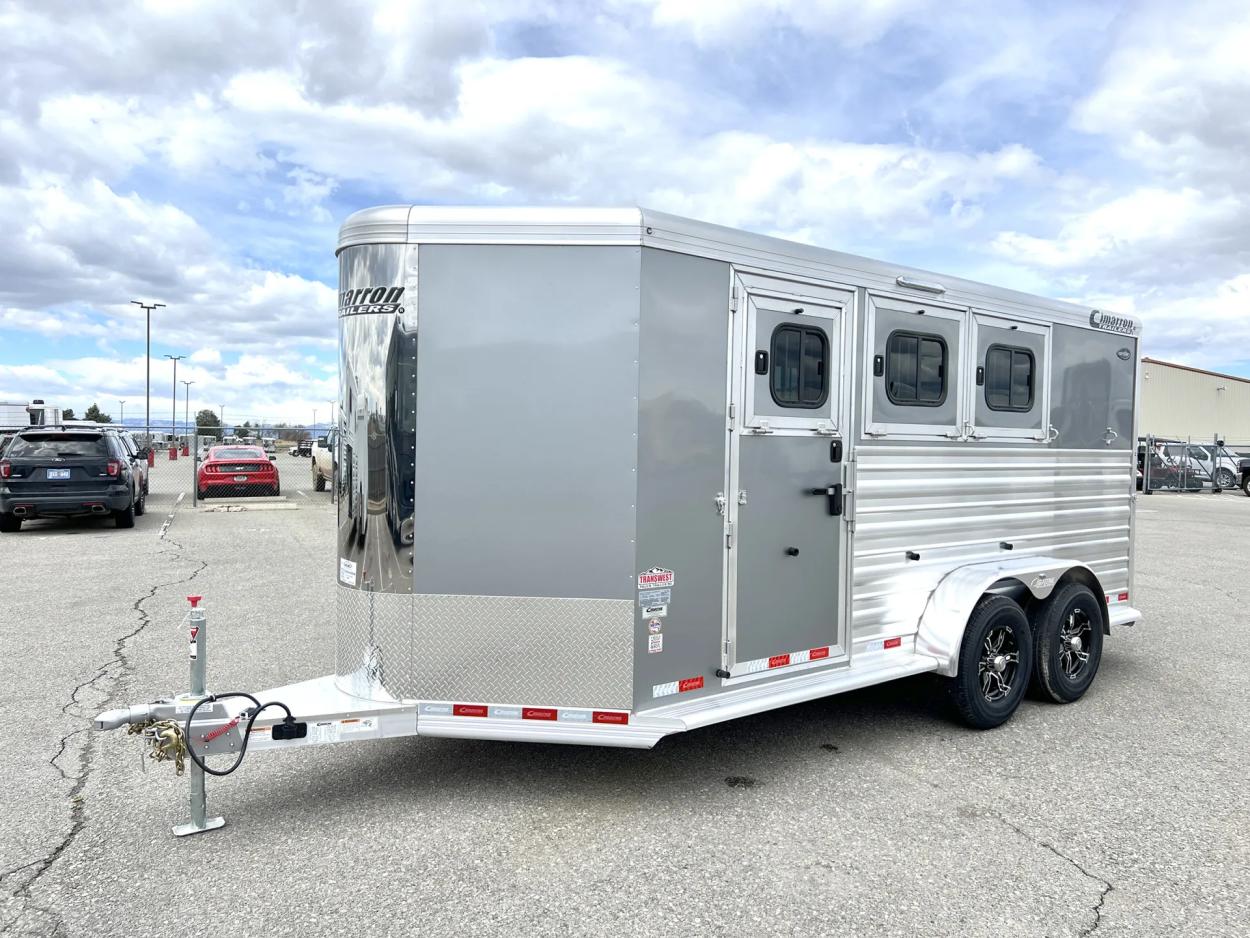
[883,637,902,650]
[592,711,629,725]
[1117,591,1129,602]
[768,654,791,668]
[809,646,830,660]
[678,676,704,693]
[453,704,488,718]
[522,707,557,721]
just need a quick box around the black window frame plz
[768,323,829,410]
[884,329,948,407]
[983,343,1036,413]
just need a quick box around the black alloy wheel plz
[1030,583,1104,704]
[950,595,1034,729]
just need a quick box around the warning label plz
[637,567,675,589]
[638,589,671,606]
[648,633,663,654]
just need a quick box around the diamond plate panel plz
[335,586,413,700]
[412,594,633,710]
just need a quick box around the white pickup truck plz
[311,428,336,492]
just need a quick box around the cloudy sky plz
[1,0,1246,426]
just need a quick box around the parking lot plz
[1,468,1247,937]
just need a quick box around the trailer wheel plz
[949,595,1034,730]
[1241,475,1250,497]
[1215,468,1236,489]
[1029,583,1103,704]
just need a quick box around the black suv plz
[0,428,148,531]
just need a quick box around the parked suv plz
[0,428,146,531]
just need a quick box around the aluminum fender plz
[916,556,1101,677]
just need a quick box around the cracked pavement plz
[1,460,1247,936]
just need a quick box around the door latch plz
[808,483,844,516]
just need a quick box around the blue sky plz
[1,0,1247,424]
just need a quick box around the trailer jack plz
[95,596,229,836]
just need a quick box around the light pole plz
[164,354,185,458]
[181,380,195,452]
[119,400,126,425]
[130,300,165,447]
[312,408,317,441]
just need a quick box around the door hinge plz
[728,402,736,420]
[730,289,738,313]
[725,521,735,549]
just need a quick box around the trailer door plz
[725,273,852,680]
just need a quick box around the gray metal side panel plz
[1050,325,1136,450]
[850,445,1132,647]
[633,249,730,712]
[413,245,641,600]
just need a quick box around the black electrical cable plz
[184,692,295,777]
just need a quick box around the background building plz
[1140,357,1250,445]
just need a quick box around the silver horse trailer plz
[98,206,1142,831]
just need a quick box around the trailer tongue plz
[95,206,1141,835]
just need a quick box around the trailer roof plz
[337,205,1140,334]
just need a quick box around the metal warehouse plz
[1140,357,1250,443]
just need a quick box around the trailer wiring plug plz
[184,692,306,777]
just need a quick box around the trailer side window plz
[984,344,1034,412]
[769,324,828,408]
[885,330,947,406]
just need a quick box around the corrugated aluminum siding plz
[851,445,1132,644]
[1140,359,1250,444]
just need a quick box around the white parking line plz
[159,491,185,538]
[296,490,310,499]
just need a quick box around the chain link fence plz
[1139,434,1249,495]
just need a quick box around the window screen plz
[885,330,947,406]
[984,345,1034,412]
[770,324,828,408]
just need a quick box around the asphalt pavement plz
[1,465,1246,937]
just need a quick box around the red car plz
[197,445,280,499]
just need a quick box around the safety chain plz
[128,719,187,776]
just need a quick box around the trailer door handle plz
[808,483,843,516]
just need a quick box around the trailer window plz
[984,344,1034,412]
[885,330,947,406]
[769,324,828,409]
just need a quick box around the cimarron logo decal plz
[339,286,404,316]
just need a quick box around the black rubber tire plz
[0,513,21,533]
[114,496,136,529]
[273,483,281,497]
[1215,468,1236,490]
[313,469,326,492]
[949,595,1034,730]
[134,488,146,516]
[197,489,208,500]
[1242,475,1250,497]
[143,478,149,496]
[1029,583,1104,704]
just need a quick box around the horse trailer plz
[98,206,1141,831]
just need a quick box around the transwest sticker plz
[642,603,668,618]
[647,618,663,634]
[638,589,671,605]
[637,567,675,589]
[647,634,663,654]
[339,558,357,586]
